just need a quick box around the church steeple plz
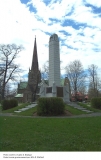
[31,36,39,71]
[23,36,41,102]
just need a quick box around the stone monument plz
[49,34,60,86]
[40,33,70,103]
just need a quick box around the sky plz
[0,0,101,81]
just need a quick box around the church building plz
[15,37,41,102]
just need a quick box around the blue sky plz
[0,0,101,81]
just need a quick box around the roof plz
[15,94,23,98]
[18,79,65,90]
[38,80,49,87]
[39,79,64,86]
[18,82,27,89]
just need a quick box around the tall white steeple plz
[49,34,60,86]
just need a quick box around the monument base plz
[39,81,70,103]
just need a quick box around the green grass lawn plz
[66,105,87,115]
[0,103,88,117]
[0,105,2,112]
[14,105,87,117]
[0,116,101,151]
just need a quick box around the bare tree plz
[0,44,24,100]
[65,60,87,101]
[42,61,49,80]
[4,82,17,99]
[88,64,97,90]
[88,64,101,98]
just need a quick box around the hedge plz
[91,97,101,109]
[2,99,18,110]
[37,97,65,116]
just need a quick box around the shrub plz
[91,97,101,109]
[2,99,18,110]
[37,97,65,116]
[10,99,18,108]
[2,100,10,110]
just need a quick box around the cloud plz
[0,0,101,79]
[85,0,101,8]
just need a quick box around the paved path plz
[67,112,101,118]
[14,103,37,113]
[0,103,37,116]
[0,112,101,118]
[68,102,93,113]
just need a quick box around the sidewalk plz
[68,102,93,113]
[0,112,101,118]
[67,112,101,118]
[14,103,37,113]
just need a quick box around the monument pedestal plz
[40,81,70,103]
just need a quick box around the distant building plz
[71,92,88,102]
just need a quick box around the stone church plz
[15,37,41,102]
